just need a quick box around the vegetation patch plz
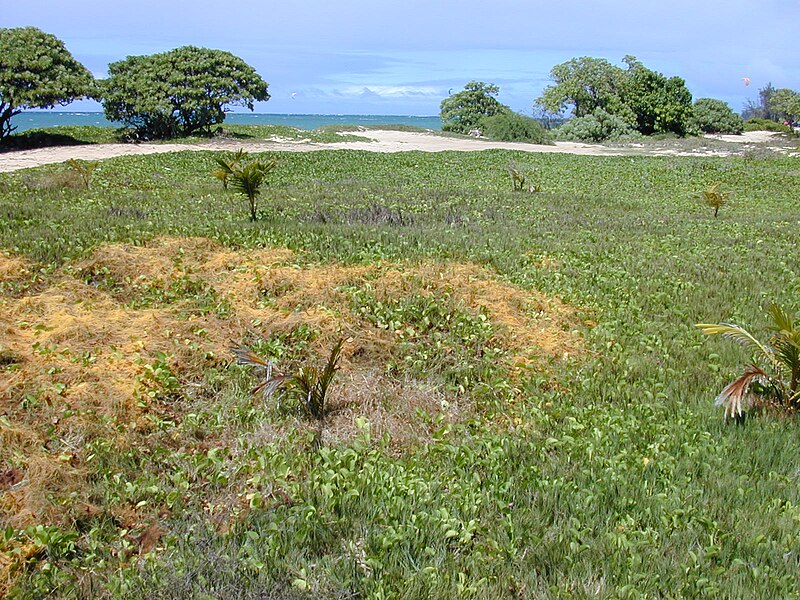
[0,237,580,554]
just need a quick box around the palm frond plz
[233,338,344,421]
[229,162,264,197]
[695,322,774,363]
[230,343,272,370]
[767,302,795,334]
[251,373,291,399]
[715,364,769,420]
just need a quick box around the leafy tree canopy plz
[620,56,692,135]
[690,98,744,134]
[0,27,94,140]
[768,88,800,122]
[440,81,508,134]
[101,46,270,139]
[537,57,626,119]
[537,55,693,136]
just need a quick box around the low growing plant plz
[232,337,344,422]
[506,161,541,192]
[220,156,277,221]
[212,148,248,189]
[697,303,800,420]
[64,159,99,189]
[702,181,729,217]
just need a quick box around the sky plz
[6,1,800,116]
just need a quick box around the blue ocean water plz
[12,112,442,133]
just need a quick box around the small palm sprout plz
[212,148,248,189]
[227,158,277,221]
[702,181,729,217]
[232,338,345,422]
[696,304,800,421]
[507,161,541,193]
[65,158,99,189]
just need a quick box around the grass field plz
[1,139,800,598]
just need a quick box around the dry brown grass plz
[0,237,582,537]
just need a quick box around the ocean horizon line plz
[20,110,440,118]
[12,112,443,133]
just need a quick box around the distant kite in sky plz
[742,77,751,87]
[291,92,297,99]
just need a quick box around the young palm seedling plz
[697,303,800,421]
[232,338,345,441]
[212,148,248,189]
[702,181,729,217]
[228,158,278,221]
[507,161,541,193]
[66,158,99,189]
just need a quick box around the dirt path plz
[0,129,788,173]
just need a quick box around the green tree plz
[767,88,799,122]
[0,27,94,140]
[690,98,744,134]
[537,55,693,136]
[620,56,692,135]
[440,81,507,134]
[101,46,269,139]
[537,56,626,118]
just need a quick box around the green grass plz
[3,149,800,598]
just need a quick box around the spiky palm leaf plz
[228,159,277,221]
[212,149,248,189]
[233,338,344,421]
[714,364,769,421]
[702,182,729,217]
[66,158,98,189]
[695,322,774,365]
[231,343,290,398]
[284,338,344,419]
[697,303,800,418]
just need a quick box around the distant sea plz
[12,112,442,133]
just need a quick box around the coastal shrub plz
[556,107,639,142]
[100,46,270,139]
[690,98,744,134]
[537,55,692,136]
[0,27,94,140]
[440,81,507,134]
[744,118,791,132]
[481,112,551,144]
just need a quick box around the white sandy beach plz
[0,129,789,173]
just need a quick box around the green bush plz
[480,111,551,144]
[440,81,507,134]
[690,98,744,134]
[556,107,640,142]
[743,118,792,132]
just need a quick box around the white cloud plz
[338,85,441,98]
